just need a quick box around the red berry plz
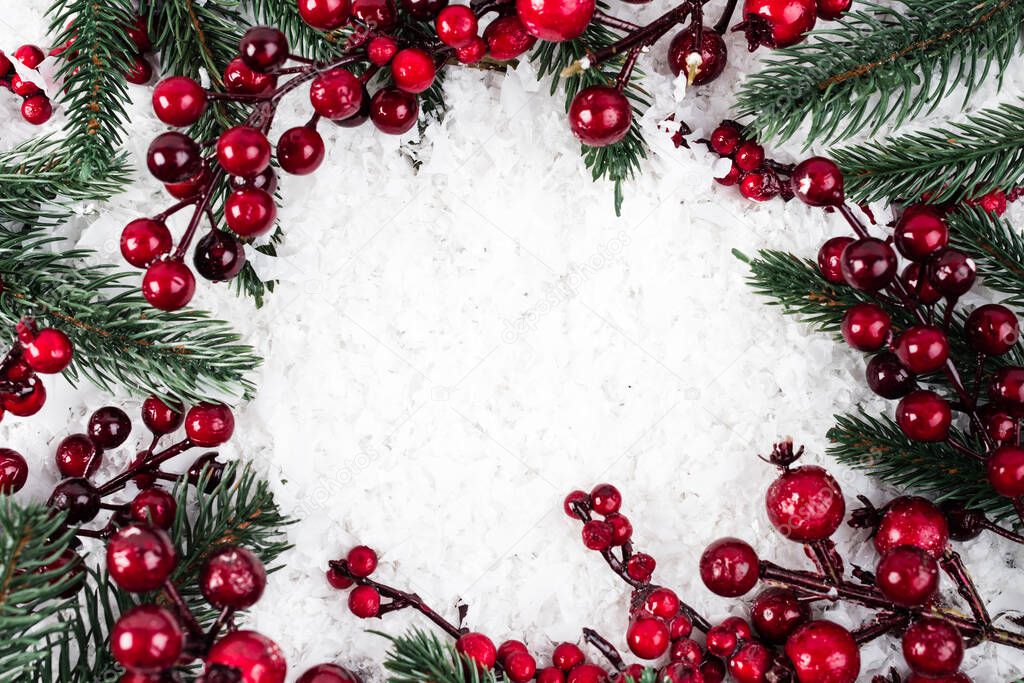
[0,448,29,493]
[728,641,771,683]
[751,587,808,643]
[0,52,11,78]
[497,639,529,662]
[876,545,939,607]
[626,552,655,581]
[738,170,780,201]
[87,406,131,448]
[55,433,102,478]
[667,28,728,86]
[206,630,287,683]
[22,327,73,374]
[309,68,363,120]
[11,74,40,96]
[816,0,850,19]
[901,263,943,305]
[484,15,536,60]
[277,126,325,175]
[48,477,100,522]
[902,618,963,677]
[708,123,742,156]
[929,249,976,298]
[217,126,271,176]
[121,219,172,269]
[552,643,584,670]
[740,0,816,48]
[563,489,588,518]
[125,54,152,85]
[667,613,693,639]
[456,36,488,63]
[906,674,971,683]
[185,403,234,446]
[297,663,363,683]
[390,48,436,93]
[977,405,1017,445]
[194,230,247,282]
[111,605,184,673]
[894,206,948,261]
[659,663,702,683]
[224,57,278,95]
[605,512,632,544]
[239,27,289,72]
[436,5,479,48]
[125,16,151,51]
[705,625,737,657]
[4,377,46,417]
[142,395,184,435]
[369,87,419,134]
[225,188,277,237]
[817,236,854,284]
[668,637,701,665]
[106,523,177,592]
[569,86,632,148]
[791,156,844,207]
[987,445,1024,497]
[699,537,759,597]
[201,545,267,609]
[346,545,378,576]
[874,496,949,559]
[298,0,351,29]
[765,464,845,541]
[965,304,1018,355]
[538,667,566,683]
[515,0,594,41]
[14,45,45,68]
[896,390,951,442]
[165,164,213,200]
[699,658,726,683]
[505,652,538,683]
[456,632,497,669]
[733,141,764,172]
[643,587,679,618]
[147,132,202,183]
[840,303,890,352]
[326,566,354,589]
[893,325,949,373]
[566,665,608,683]
[130,487,177,528]
[21,95,52,125]
[865,352,915,400]
[401,0,448,19]
[152,77,206,126]
[840,237,897,291]
[351,0,398,28]
[721,616,752,640]
[581,519,613,550]
[367,37,398,65]
[348,585,381,617]
[588,483,622,515]
[142,260,196,311]
[990,366,1024,412]
[626,617,670,659]
[784,620,859,683]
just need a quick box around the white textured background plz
[3,1,1024,679]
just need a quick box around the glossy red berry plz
[751,587,809,643]
[896,390,951,442]
[840,237,897,291]
[277,126,325,175]
[15,44,45,69]
[699,537,759,597]
[142,260,196,311]
[165,164,213,200]
[152,77,207,126]
[708,123,742,155]
[147,132,202,183]
[563,489,588,517]
[11,74,40,97]
[668,614,693,639]
[4,377,46,417]
[552,643,584,670]
[728,641,771,683]
[791,157,844,207]
[130,487,177,528]
[55,433,102,478]
[894,206,948,261]
[298,0,351,29]
[0,448,28,493]
[436,5,479,47]
[987,445,1024,497]
[642,587,679,618]
[990,367,1024,412]
[125,16,152,51]
[22,327,73,374]
[121,219,172,269]
[581,519,613,550]
[348,585,381,617]
[390,48,436,93]
[667,28,728,85]
[965,304,1019,355]
[658,662,702,683]
[874,496,949,558]
[866,352,915,399]
[456,632,497,669]
[626,617,670,659]
[733,141,764,172]
[568,87,632,148]
[816,0,850,19]
[840,303,891,352]
[902,263,943,305]
[225,188,277,237]
[977,405,1017,445]
[668,637,701,665]
[626,552,655,581]
[296,664,363,683]
[400,0,448,19]
[784,620,859,683]
[21,95,52,125]
[126,55,153,86]
[351,0,399,28]
[346,545,378,576]
[107,523,177,592]
[902,618,963,677]
[893,325,949,373]
[515,0,594,41]
[326,566,354,589]
[876,545,939,607]
[239,27,289,72]
[217,126,272,176]
[740,0,816,48]
[705,625,737,657]
[497,640,529,663]
[567,664,609,683]
[185,403,235,446]
[142,395,184,435]
[589,483,621,514]
[48,477,100,522]
[201,545,267,609]
[206,630,287,683]
[194,229,247,281]
[504,652,537,682]
[538,667,566,683]
[739,170,779,201]
[605,512,632,544]
[765,464,845,541]
[367,36,398,65]
[111,605,184,673]
[369,87,419,134]
[929,249,976,298]
[817,236,854,284]
[309,68,363,120]
[455,36,487,63]
[88,406,131,448]
[224,57,278,95]
[484,15,536,60]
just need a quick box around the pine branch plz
[948,206,1024,307]
[0,230,260,403]
[828,411,1014,520]
[833,101,1024,204]
[735,0,1024,146]
[381,629,500,683]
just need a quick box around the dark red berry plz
[515,0,594,41]
[88,406,131,448]
[217,126,272,177]
[48,477,101,523]
[626,552,655,581]
[21,95,52,125]
[0,448,29,493]
[705,625,737,657]
[309,68,363,120]
[14,45,45,69]
[239,27,289,72]
[568,86,632,148]
[965,304,1019,355]
[111,605,184,673]
[751,587,808,643]
[893,325,949,374]
[563,489,588,518]
[902,618,963,677]
[987,445,1024,497]
[231,166,279,194]
[817,236,854,284]
[784,620,860,683]
[194,230,247,281]
[976,405,1016,445]
[505,651,538,683]
[141,395,184,435]
[206,630,287,683]
[581,519,613,550]
[841,303,890,351]
[201,545,267,609]
[734,141,764,172]
[728,641,771,683]
[668,638,701,665]
[147,132,201,183]
[739,0,816,48]
[121,218,172,269]
[55,433,102,478]
[708,123,742,156]
[876,545,939,607]
[185,403,234,446]
[126,16,152,51]
[874,496,949,558]
[739,169,780,201]
[224,57,278,95]
[643,587,679,618]
[894,206,948,261]
[816,0,850,19]
[455,36,487,64]
[370,87,419,134]
[866,352,915,399]
[277,126,325,175]
[990,366,1024,413]
[668,613,693,639]
[589,483,621,515]
[929,249,976,298]
[367,36,398,65]
[126,55,153,86]
[152,77,207,127]
[4,378,46,417]
[896,390,951,442]
[605,512,632,545]
[130,487,177,528]
[298,0,351,29]
[791,156,844,207]
[326,566,354,589]
[699,537,759,597]
[297,663,363,683]
[165,164,213,200]
[765,464,845,541]
[106,523,177,592]
[351,0,398,28]
[901,263,943,305]
[483,15,536,60]
[841,238,897,291]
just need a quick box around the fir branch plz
[0,231,260,403]
[833,102,1024,204]
[735,0,1024,146]
[948,206,1024,307]
[381,629,500,683]
[828,411,1014,519]
[140,0,245,88]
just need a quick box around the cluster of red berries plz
[705,121,793,202]
[50,14,156,86]
[0,45,53,125]
[734,0,850,50]
[0,319,74,435]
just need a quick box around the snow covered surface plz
[3,2,1024,680]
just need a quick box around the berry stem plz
[592,10,643,32]
[850,613,905,645]
[153,196,201,222]
[171,167,225,261]
[712,0,740,34]
[98,438,195,495]
[805,540,843,585]
[163,578,206,641]
[582,627,626,671]
[940,549,991,628]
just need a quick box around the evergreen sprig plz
[0,230,260,403]
[735,0,1024,146]
[381,629,500,683]
[833,102,1024,204]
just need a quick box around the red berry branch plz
[0,319,74,437]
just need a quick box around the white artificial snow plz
[3,2,1024,680]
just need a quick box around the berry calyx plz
[790,156,844,207]
[206,630,287,683]
[309,68,363,120]
[111,605,184,674]
[876,545,939,607]
[987,445,1024,497]
[142,260,196,311]
[874,496,949,558]
[515,0,595,41]
[902,618,963,677]
[764,464,845,542]
[152,77,207,127]
[626,616,670,659]
[55,433,102,478]
[106,523,177,592]
[965,304,1019,356]
[568,87,632,148]
[184,403,235,446]
[699,537,759,597]
[217,126,272,177]
[201,545,267,609]
[840,303,891,352]
[784,620,860,683]
[893,325,950,374]
[277,126,325,175]
[390,48,436,93]
[456,632,497,669]
[750,587,809,643]
[896,390,952,443]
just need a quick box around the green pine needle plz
[948,206,1024,308]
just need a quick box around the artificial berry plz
[987,445,1024,497]
[605,512,632,544]
[277,126,325,175]
[893,325,949,374]
[48,477,101,523]
[866,352,915,399]
[643,587,679,618]
[106,523,177,591]
[232,167,278,194]
[568,87,632,148]
[708,123,742,156]
[398,0,447,18]
[194,230,247,281]
[15,44,45,68]
[699,537,759,597]
[751,587,808,643]
[563,489,588,517]
[552,642,584,670]
[124,54,151,85]
[224,57,278,95]
[538,667,566,683]
[667,28,728,85]
[142,395,184,435]
[390,48,436,93]
[659,663,702,683]
[217,126,272,176]
[326,566,354,589]
[790,156,844,207]
[483,15,536,60]
[705,625,737,657]
[990,366,1024,412]
[11,74,40,96]
[335,85,372,127]
[88,406,132,448]
[667,613,693,639]
[456,632,497,669]
[876,545,939,607]
[902,618,963,677]
[515,0,594,41]
[896,390,951,442]
[784,620,859,683]
[906,675,971,683]
[840,303,890,352]
[733,141,764,172]
[613,664,645,683]
[348,585,381,617]
[206,630,287,683]
[965,304,1019,355]
[976,405,1016,445]
[901,262,943,305]
[765,464,845,541]
[225,188,277,237]
[589,483,621,514]
[581,519,613,550]
[4,378,46,417]
[121,219,172,269]
[22,327,73,374]
[370,87,419,134]
[21,96,52,125]
[165,164,213,200]
[201,545,267,609]
[239,27,289,72]
[626,617,670,659]
[147,132,202,183]
[894,206,948,261]
[143,259,196,311]
[929,249,976,298]
[728,641,771,683]
[298,0,351,29]
[296,663,363,683]
[816,0,850,19]
[721,616,753,640]
[367,37,398,65]
[152,77,206,126]
[38,548,86,598]
[0,448,28,493]
[566,665,608,683]
[739,0,816,48]
[626,552,655,581]
[130,487,177,528]
[351,0,399,28]
[436,5,479,48]
[497,639,529,663]
[841,238,897,291]
[55,433,102,478]
[185,403,235,446]
[188,452,229,491]
[456,36,487,63]
[874,496,949,558]
[111,605,184,674]
[347,545,378,576]
[669,637,701,665]
[817,236,854,284]
[700,658,726,683]
[125,16,151,51]
[309,68,363,120]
